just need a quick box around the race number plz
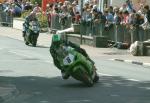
[63,54,74,65]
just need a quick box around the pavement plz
[0,26,150,102]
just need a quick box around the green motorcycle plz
[50,34,99,87]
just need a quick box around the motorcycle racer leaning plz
[50,34,96,79]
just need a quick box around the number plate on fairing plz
[63,54,75,65]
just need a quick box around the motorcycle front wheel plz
[31,34,39,47]
[24,35,29,45]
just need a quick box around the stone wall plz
[66,34,93,46]
[66,34,108,48]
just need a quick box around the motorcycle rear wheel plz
[73,65,94,87]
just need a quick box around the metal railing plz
[47,13,150,43]
[79,22,150,43]
[0,11,13,27]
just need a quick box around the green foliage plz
[21,10,32,18]
[37,14,48,28]
[30,0,42,6]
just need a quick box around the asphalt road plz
[0,35,150,103]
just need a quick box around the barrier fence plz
[0,11,13,27]
[49,13,150,44]
[74,23,150,44]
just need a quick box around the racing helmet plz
[52,34,61,42]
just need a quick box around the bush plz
[37,14,48,28]
[21,10,32,18]
[30,0,42,6]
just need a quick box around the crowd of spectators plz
[0,0,41,17]
[45,0,150,43]
[0,0,150,43]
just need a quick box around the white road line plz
[109,59,115,61]
[98,73,141,82]
[9,50,32,58]
[0,48,3,50]
[126,79,140,82]
[124,60,132,63]
[45,61,53,64]
[143,63,150,67]
[98,73,113,76]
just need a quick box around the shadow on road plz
[0,76,150,103]
[26,45,49,48]
[36,45,49,48]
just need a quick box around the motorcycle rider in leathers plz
[22,11,39,37]
[50,34,95,79]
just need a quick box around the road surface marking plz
[9,50,32,58]
[44,61,53,64]
[98,73,113,76]
[124,60,132,63]
[143,63,150,67]
[98,73,141,82]
[126,79,140,82]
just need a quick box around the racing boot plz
[92,66,99,83]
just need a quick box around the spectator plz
[108,6,114,16]
[81,7,92,35]
[104,9,114,23]
[46,3,53,29]
[114,10,122,25]
[33,3,41,14]
[92,8,100,35]
[119,4,127,12]
[14,4,22,17]
[143,5,150,23]
[126,0,134,13]
[122,10,129,24]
